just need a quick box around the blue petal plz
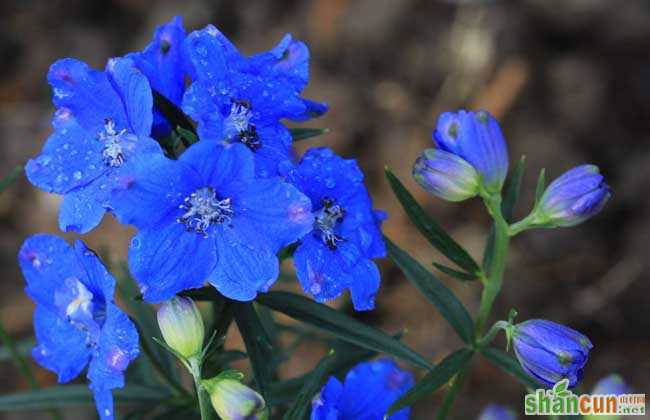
[311,377,343,420]
[87,305,139,392]
[129,222,217,303]
[59,184,107,234]
[31,305,92,383]
[247,122,293,178]
[106,57,153,137]
[25,111,106,194]
[230,177,312,250]
[93,389,115,420]
[249,34,310,92]
[48,59,127,132]
[180,141,254,189]
[182,80,224,141]
[293,236,361,303]
[111,153,201,229]
[208,220,279,301]
[18,234,85,311]
[348,259,381,311]
[73,240,116,300]
[184,26,234,82]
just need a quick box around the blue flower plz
[111,140,313,303]
[413,148,480,202]
[288,148,386,311]
[478,404,517,420]
[18,234,139,420]
[127,16,190,137]
[433,110,509,193]
[512,319,593,387]
[537,164,611,227]
[182,25,327,177]
[311,359,414,420]
[25,57,162,234]
[592,374,630,395]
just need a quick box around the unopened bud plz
[157,297,204,359]
[202,377,267,420]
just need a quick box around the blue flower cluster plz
[20,17,387,419]
[311,359,414,420]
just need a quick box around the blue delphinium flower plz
[592,374,630,395]
[18,234,139,420]
[25,57,162,234]
[182,25,327,177]
[478,404,517,420]
[537,164,612,227]
[311,358,414,420]
[287,147,386,311]
[413,148,480,202]
[111,140,313,303]
[433,109,509,193]
[512,319,593,387]
[127,16,190,137]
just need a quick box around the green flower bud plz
[202,377,267,420]
[156,297,205,359]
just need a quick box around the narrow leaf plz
[432,263,478,282]
[152,90,196,139]
[233,302,274,399]
[502,156,526,222]
[387,348,474,417]
[256,291,432,370]
[481,347,545,389]
[386,238,474,343]
[290,128,329,142]
[0,339,33,361]
[283,351,336,420]
[385,167,480,274]
[0,166,22,193]
[0,385,172,410]
[534,168,546,206]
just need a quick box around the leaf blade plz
[282,351,336,420]
[481,347,545,389]
[386,238,475,343]
[290,128,329,142]
[432,263,478,282]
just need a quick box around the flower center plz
[224,100,261,152]
[315,197,345,250]
[53,277,105,346]
[177,187,234,237]
[98,119,127,167]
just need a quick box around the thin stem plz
[477,320,509,348]
[475,194,511,337]
[508,212,540,236]
[190,357,212,420]
[0,321,63,420]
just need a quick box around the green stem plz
[508,211,540,236]
[475,194,511,337]
[0,321,63,420]
[190,357,212,420]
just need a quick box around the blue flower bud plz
[592,374,630,395]
[478,404,517,420]
[413,148,480,202]
[157,297,205,359]
[202,377,267,420]
[433,109,509,193]
[512,319,592,387]
[538,165,611,227]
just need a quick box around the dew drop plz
[73,171,82,180]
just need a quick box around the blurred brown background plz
[1,0,649,419]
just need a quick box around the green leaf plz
[256,291,432,370]
[386,348,474,417]
[290,128,329,141]
[0,339,33,361]
[432,263,478,282]
[386,238,474,343]
[385,167,480,274]
[502,156,526,222]
[283,351,336,420]
[534,168,546,206]
[152,90,196,140]
[233,302,274,399]
[0,166,22,193]
[0,385,172,411]
[175,126,198,145]
[481,347,545,389]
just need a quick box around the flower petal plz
[59,184,107,234]
[93,389,115,420]
[106,57,153,137]
[180,141,254,189]
[348,259,381,311]
[129,222,217,303]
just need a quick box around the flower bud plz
[478,404,517,420]
[537,164,611,227]
[156,297,204,359]
[592,374,630,395]
[512,319,592,387]
[433,109,509,193]
[413,148,480,202]
[202,377,267,420]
